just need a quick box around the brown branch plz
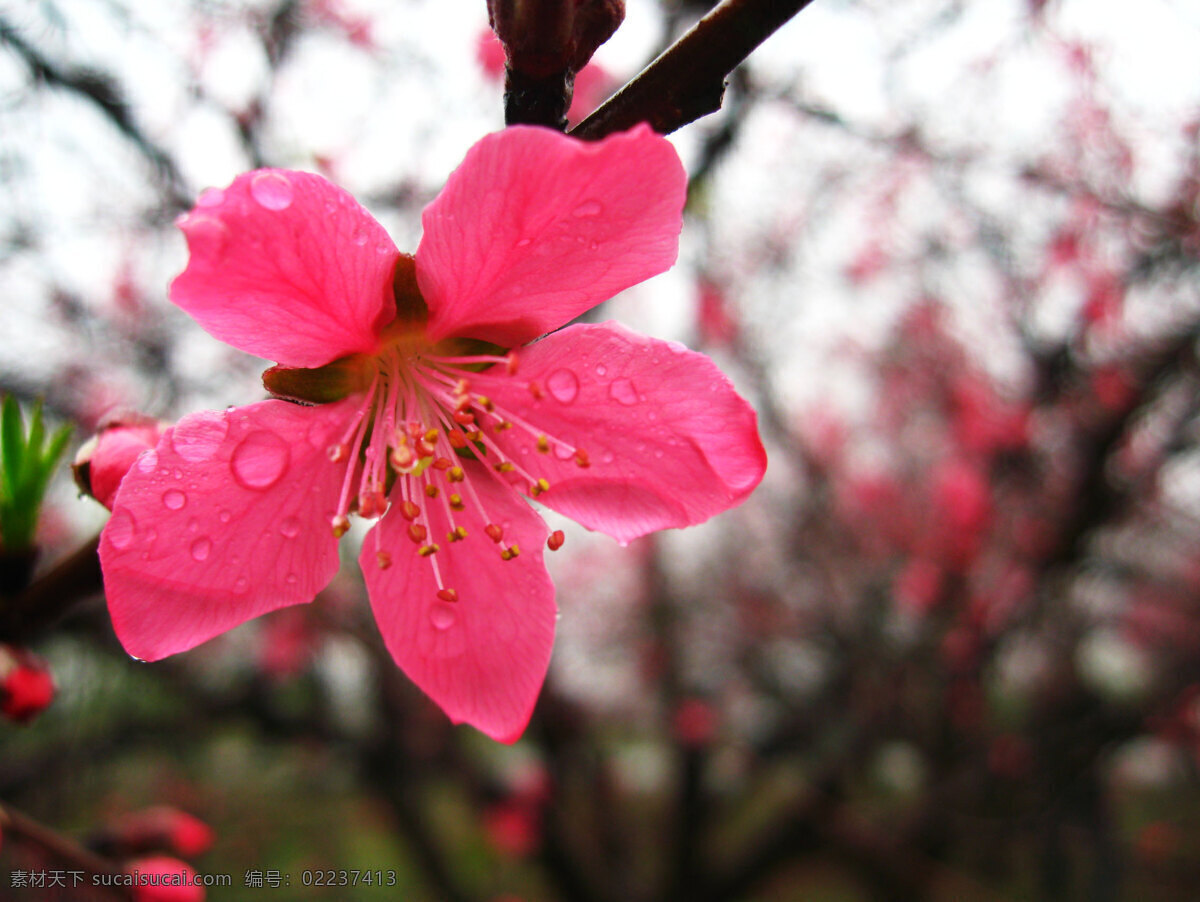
[0,534,103,644]
[571,0,816,140]
[0,802,133,900]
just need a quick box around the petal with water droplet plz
[101,397,362,662]
[360,460,556,743]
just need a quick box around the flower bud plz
[74,414,168,510]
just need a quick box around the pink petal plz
[416,125,686,346]
[483,322,766,544]
[100,398,360,661]
[170,170,398,368]
[360,462,556,742]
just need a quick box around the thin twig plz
[571,0,816,140]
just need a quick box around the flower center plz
[317,336,587,602]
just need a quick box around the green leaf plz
[0,396,73,551]
[1,395,24,503]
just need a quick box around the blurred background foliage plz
[2,0,1200,899]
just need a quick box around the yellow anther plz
[529,478,551,497]
[494,461,515,473]
[423,428,439,443]
[448,466,465,482]
[500,544,521,561]
[536,435,550,453]
[425,484,440,498]
[494,420,512,432]
[449,493,464,511]
[418,544,440,557]
[466,429,482,442]
[447,526,468,542]
[477,395,495,412]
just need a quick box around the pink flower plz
[99,125,766,742]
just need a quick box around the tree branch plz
[571,0,816,140]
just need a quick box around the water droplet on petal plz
[430,602,457,630]
[107,510,136,549]
[171,411,228,462]
[602,451,615,464]
[353,230,369,246]
[667,340,688,354]
[516,237,532,248]
[183,216,228,254]
[250,171,294,210]
[547,369,579,404]
[595,363,607,377]
[279,517,301,538]
[136,450,159,474]
[233,576,249,594]
[285,573,298,586]
[609,378,638,406]
[190,537,212,561]
[572,199,603,217]
[162,489,187,510]
[230,431,290,490]
[196,187,225,207]
[219,509,232,523]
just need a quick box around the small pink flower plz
[100,125,766,742]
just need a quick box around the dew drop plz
[136,449,159,474]
[572,199,603,217]
[547,368,579,404]
[162,489,187,510]
[667,340,688,354]
[279,517,301,538]
[595,363,607,377]
[285,573,298,586]
[219,509,232,523]
[107,510,136,549]
[250,171,294,210]
[233,576,249,594]
[516,237,532,248]
[196,187,225,207]
[602,451,615,464]
[554,441,575,461]
[230,431,290,490]
[429,602,458,630]
[171,411,228,462]
[609,378,639,406]
[654,449,664,459]
[190,537,212,561]
[353,230,369,246]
